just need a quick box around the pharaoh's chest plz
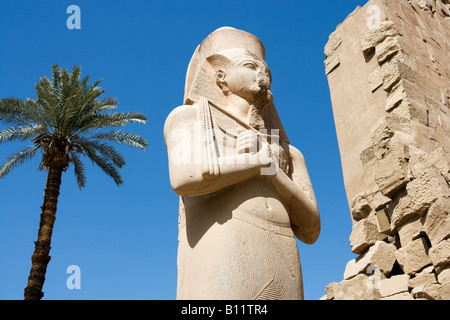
[207,103,245,154]
[205,103,277,157]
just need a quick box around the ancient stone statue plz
[164,27,320,300]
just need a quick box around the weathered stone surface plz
[324,55,341,75]
[379,274,409,298]
[360,145,376,166]
[324,0,450,300]
[344,241,396,279]
[429,239,450,273]
[376,36,402,64]
[410,121,440,153]
[409,273,438,289]
[397,215,423,247]
[368,68,384,92]
[324,31,342,58]
[417,264,434,274]
[350,192,371,221]
[360,21,400,54]
[409,147,450,181]
[350,219,387,254]
[371,191,391,211]
[332,274,381,300]
[398,100,429,127]
[370,115,407,149]
[381,292,414,300]
[406,166,450,214]
[408,149,431,179]
[427,147,450,181]
[324,282,339,300]
[385,80,407,112]
[327,0,450,209]
[435,125,450,152]
[372,132,415,199]
[343,258,360,280]
[395,238,432,275]
[422,197,450,247]
[437,266,450,284]
[438,281,450,300]
[408,266,437,288]
[382,60,419,92]
[391,194,418,231]
[374,148,409,197]
[411,283,441,300]
[380,60,401,92]
[389,131,416,150]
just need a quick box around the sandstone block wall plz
[323,0,450,300]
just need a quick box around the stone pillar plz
[323,0,450,300]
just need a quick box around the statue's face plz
[222,55,273,106]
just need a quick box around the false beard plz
[254,86,273,110]
[249,88,290,176]
[249,87,273,130]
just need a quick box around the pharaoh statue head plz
[184,27,289,144]
[207,48,274,109]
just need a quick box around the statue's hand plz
[236,130,274,169]
[257,142,274,168]
[236,130,260,155]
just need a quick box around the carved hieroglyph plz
[164,27,320,300]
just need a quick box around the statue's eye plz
[244,63,256,69]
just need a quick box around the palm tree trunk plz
[24,166,63,300]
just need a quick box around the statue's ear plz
[216,69,226,82]
[207,54,230,94]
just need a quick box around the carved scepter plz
[200,97,220,176]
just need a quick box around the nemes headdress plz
[184,27,265,102]
[184,27,289,144]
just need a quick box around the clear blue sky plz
[0,0,368,300]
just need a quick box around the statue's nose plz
[257,73,270,86]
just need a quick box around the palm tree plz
[0,65,148,300]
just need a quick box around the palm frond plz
[87,130,148,150]
[97,97,118,111]
[51,65,61,94]
[60,85,107,136]
[70,151,86,189]
[76,139,126,168]
[37,159,46,172]
[76,142,123,185]
[35,76,59,130]
[69,66,81,89]
[73,112,147,137]
[0,98,42,128]
[0,125,45,144]
[0,145,38,179]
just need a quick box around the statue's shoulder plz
[166,104,198,122]
[164,104,198,137]
[168,104,198,118]
[288,144,305,162]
